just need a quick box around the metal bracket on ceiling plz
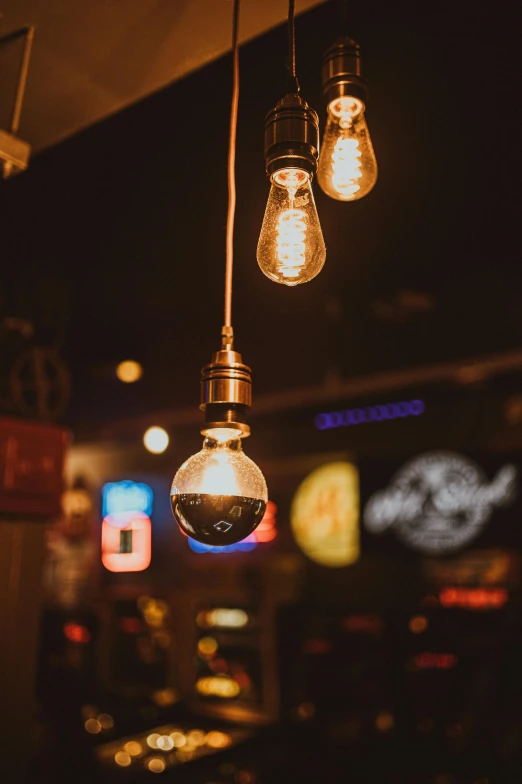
[0,26,34,178]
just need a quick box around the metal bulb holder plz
[264,93,319,178]
[200,343,252,438]
[322,37,368,108]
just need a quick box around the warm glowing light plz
[101,512,151,572]
[409,615,428,634]
[186,730,205,747]
[196,676,241,698]
[318,97,377,201]
[152,687,177,706]
[141,597,169,627]
[203,609,249,628]
[64,622,91,644]
[114,751,132,767]
[291,462,360,567]
[439,587,508,610]
[257,168,325,286]
[197,636,218,656]
[98,713,114,730]
[147,733,161,749]
[375,712,395,732]
[204,731,231,749]
[144,426,169,454]
[84,719,101,734]
[156,735,174,751]
[123,741,142,757]
[116,360,143,383]
[276,207,307,279]
[331,137,361,198]
[200,451,241,496]
[148,757,166,773]
[414,652,458,670]
[169,731,186,748]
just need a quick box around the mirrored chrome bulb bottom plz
[171,493,266,546]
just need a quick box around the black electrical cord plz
[223,0,240,346]
[338,0,349,31]
[286,0,300,94]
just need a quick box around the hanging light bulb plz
[317,38,377,201]
[171,350,267,545]
[257,95,326,286]
[258,160,325,286]
[257,0,325,286]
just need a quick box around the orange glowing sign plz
[291,462,360,567]
[439,586,508,610]
[101,511,151,572]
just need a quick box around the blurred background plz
[0,0,521,782]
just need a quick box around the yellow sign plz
[291,462,360,567]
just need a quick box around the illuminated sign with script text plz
[364,452,517,555]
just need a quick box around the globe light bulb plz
[171,430,267,545]
[257,168,326,286]
[317,96,377,201]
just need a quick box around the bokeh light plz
[98,713,114,730]
[123,740,143,756]
[84,718,101,734]
[205,731,231,749]
[144,426,169,454]
[156,735,174,751]
[409,615,428,634]
[148,757,166,773]
[169,731,186,748]
[114,751,131,767]
[147,733,161,749]
[116,360,143,383]
[197,636,218,656]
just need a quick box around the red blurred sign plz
[414,652,458,670]
[439,586,508,610]
[0,418,68,518]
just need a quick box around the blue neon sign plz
[315,399,425,431]
[188,538,257,554]
[102,480,153,517]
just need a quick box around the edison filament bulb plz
[318,37,377,202]
[171,429,267,545]
[258,93,326,286]
[257,168,325,286]
[318,96,377,201]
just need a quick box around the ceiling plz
[1,0,323,153]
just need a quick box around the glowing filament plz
[331,137,362,199]
[276,208,307,278]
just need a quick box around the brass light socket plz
[200,349,252,437]
[322,37,368,108]
[264,93,319,178]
